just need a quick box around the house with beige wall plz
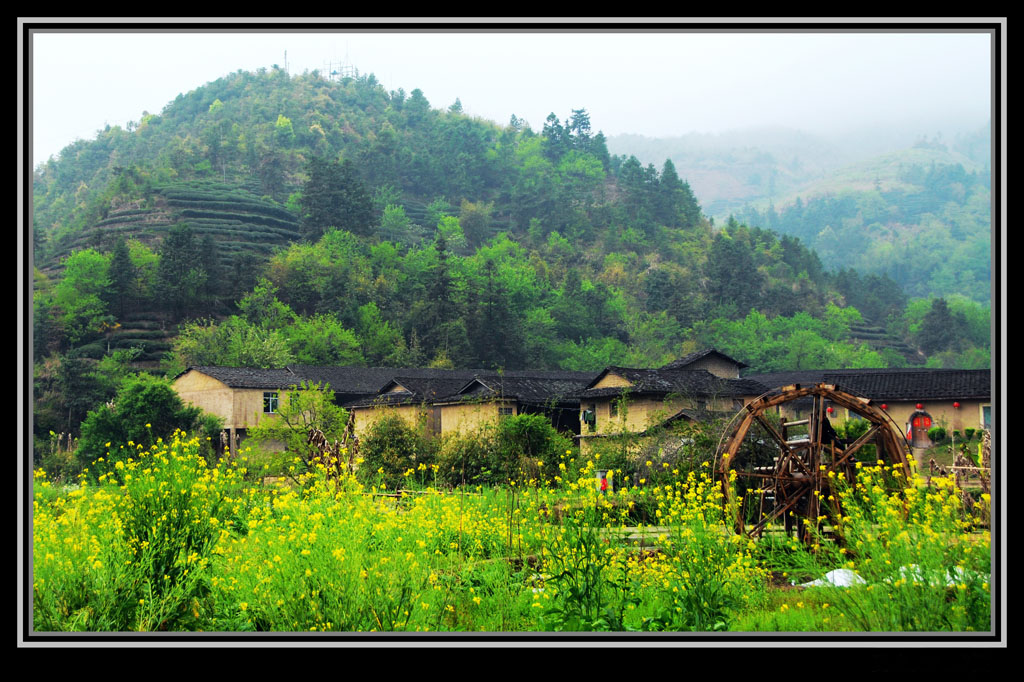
[744,368,992,449]
[660,348,749,378]
[345,375,477,439]
[576,365,768,456]
[346,370,593,439]
[172,366,300,452]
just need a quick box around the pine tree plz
[105,238,135,319]
[299,157,374,240]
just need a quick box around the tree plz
[916,298,968,355]
[656,159,702,228]
[415,231,469,363]
[459,199,494,249]
[236,279,297,330]
[169,317,295,370]
[356,302,405,366]
[156,224,206,321]
[705,228,764,317]
[284,313,365,366]
[52,248,111,344]
[246,381,349,475]
[299,157,374,240]
[76,373,221,466]
[378,203,415,244]
[470,258,526,369]
[104,238,135,319]
[358,412,433,489]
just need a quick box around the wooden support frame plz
[717,383,913,543]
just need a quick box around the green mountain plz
[31,67,991,457]
[609,125,992,306]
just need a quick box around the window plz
[263,391,279,414]
[498,406,514,416]
[982,404,991,429]
[610,401,618,418]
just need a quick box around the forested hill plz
[608,125,992,307]
[32,66,990,418]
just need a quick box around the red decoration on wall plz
[881,404,888,410]
[916,403,923,410]
[953,402,961,409]
[827,406,834,414]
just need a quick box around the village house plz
[436,371,593,436]
[575,362,768,456]
[344,373,480,438]
[743,368,992,448]
[171,366,299,452]
[173,354,992,458]
[345,370,593,439]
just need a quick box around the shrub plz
[76,373,222,468]
[927,425,947,443]
[358,412,435,489]
[33,433,247,631]
[493,413,571,483]
[435,428,500,488]
[246,381,349,476]
[803,463,991,631]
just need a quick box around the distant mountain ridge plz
[609,124,992,305]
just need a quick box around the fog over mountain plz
[608,119,991,220]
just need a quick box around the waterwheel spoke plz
[747,480,812,537]
[829,423,881,471]
[719,382,913,545]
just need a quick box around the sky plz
[27,22,996,168]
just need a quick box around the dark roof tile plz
[661,348,749,370]
[742,368,991,401]
[185,366,298,389]
[580,368,768,399]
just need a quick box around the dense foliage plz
[738,155,991,306]
[75,373,222,468]
[33,431,990,632]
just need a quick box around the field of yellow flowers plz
[31,432,991,633]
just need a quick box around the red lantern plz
[916,403,923,410]
[881,404,888,410]
[953,402,961,409]
[827,406,834,414]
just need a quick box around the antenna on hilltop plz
[323,47,357,82]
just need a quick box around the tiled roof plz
[184,366,299,389]
[821,369,991,401]
[661,348,749,370]
[742,368,991,401]
[456,372,594,404]
[579,368,769,399]
[347,370,597,408]
[286,366,480,396]
[351,376,479,407]
[741,368,897,390]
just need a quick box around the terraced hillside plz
[73,314,174,368]
[42,180,300,273]
[848,322,923,366]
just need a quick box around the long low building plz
[343,370,594,439]
[171,353,992,456]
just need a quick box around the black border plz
[19,17,1005,648]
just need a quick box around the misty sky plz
[27,25,994,167]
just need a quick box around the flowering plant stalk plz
[797,459,990,631]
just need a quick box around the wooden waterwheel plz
[715,383,912,544]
